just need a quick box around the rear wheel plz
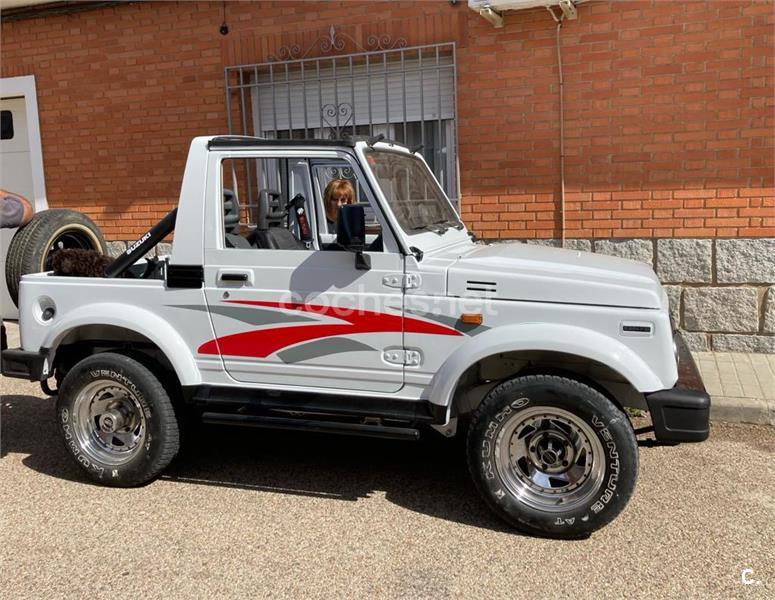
[467,374,638,538]
[5,209,107,306]
[56,353,180,487]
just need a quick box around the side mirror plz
[336,204,371,270]
[336,204,366,249]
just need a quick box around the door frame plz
[0,75,47,210]
[202,147,407,393]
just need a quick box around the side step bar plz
[189,385,444,424]
[201,412,421,441]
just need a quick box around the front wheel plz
[467,374,638,538]
[56,353,180,487]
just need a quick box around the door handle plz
[219,272,249,283]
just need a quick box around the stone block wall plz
[520,237,775,353]
[110,236,775,354]
[107,241,172,261]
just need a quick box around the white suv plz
[1,135,710,538]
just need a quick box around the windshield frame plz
[357,144,469,251]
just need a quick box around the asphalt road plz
[1,375,773,599]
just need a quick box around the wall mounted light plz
[219,1,229,35]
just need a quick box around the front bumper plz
[644,334,710,443]
[1,323,48,381]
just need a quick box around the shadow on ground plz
[1,393,512,534]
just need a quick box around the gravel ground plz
[1,375,773,599]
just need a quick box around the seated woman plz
[324,178,354,233]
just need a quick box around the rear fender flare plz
[42,303,201,385]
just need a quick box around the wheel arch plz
[43,304,201,387]
[428,323,664,419]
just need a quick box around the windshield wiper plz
[411,223,447,235]
[433,218,464,230]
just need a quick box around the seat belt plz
[288,193,312,246]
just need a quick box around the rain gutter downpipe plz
[547,6,566,248]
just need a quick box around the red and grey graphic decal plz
[197,300,462,359]
[395,306,490,335]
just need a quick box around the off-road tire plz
[56,353,180,487]
[5,208,107,306]
[467,374,638,539]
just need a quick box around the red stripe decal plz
[198,301,461,358]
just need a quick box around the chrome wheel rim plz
[72,380,147,466]
[494,406,605,513]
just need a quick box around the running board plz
[189,385,443,424]
[201,412,421,441]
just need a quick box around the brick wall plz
[457,0,774,239]
[1,0,773,240]
[1,2,228,240]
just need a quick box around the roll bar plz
[105,208,178,278]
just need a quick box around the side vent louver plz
[620,321,654,336]
[466,280,497,294]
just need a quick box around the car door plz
[201,149,406,393]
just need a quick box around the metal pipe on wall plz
[548,7,566,248]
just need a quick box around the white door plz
[204,248,407,393]
[0,97,35,319]
[201,152,407,393]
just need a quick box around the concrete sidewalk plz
[695,351,775,426]
[2,323,773,426]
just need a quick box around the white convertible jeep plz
[1,135,710,538]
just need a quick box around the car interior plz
[221,156,383,253]
[223,188,306,250]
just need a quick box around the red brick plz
[674,189,717,199]
[676,228,717,237]
[705,198,749,208]
[739,227,775,236]
[643,199,683,209]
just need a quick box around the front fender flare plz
[426,323,667,411]
[42,303,201,386]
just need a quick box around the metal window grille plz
[224,40,458,202]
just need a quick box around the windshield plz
[363,149,463,235]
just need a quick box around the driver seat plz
[252,190,306,250]
[223,189,252,249]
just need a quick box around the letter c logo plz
[741,569,757,585]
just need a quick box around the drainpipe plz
[547,7,566,248]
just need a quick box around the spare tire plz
[5,209,107,307]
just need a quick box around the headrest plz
[257,189,285,230]
[223,189,240,233]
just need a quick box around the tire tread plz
[57,352,180,487]
[5,209,107,306]
[466,373,638,538]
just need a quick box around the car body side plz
[12,137,680,425]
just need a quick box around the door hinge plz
[382,349,422,366]
[382,273,421,290]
